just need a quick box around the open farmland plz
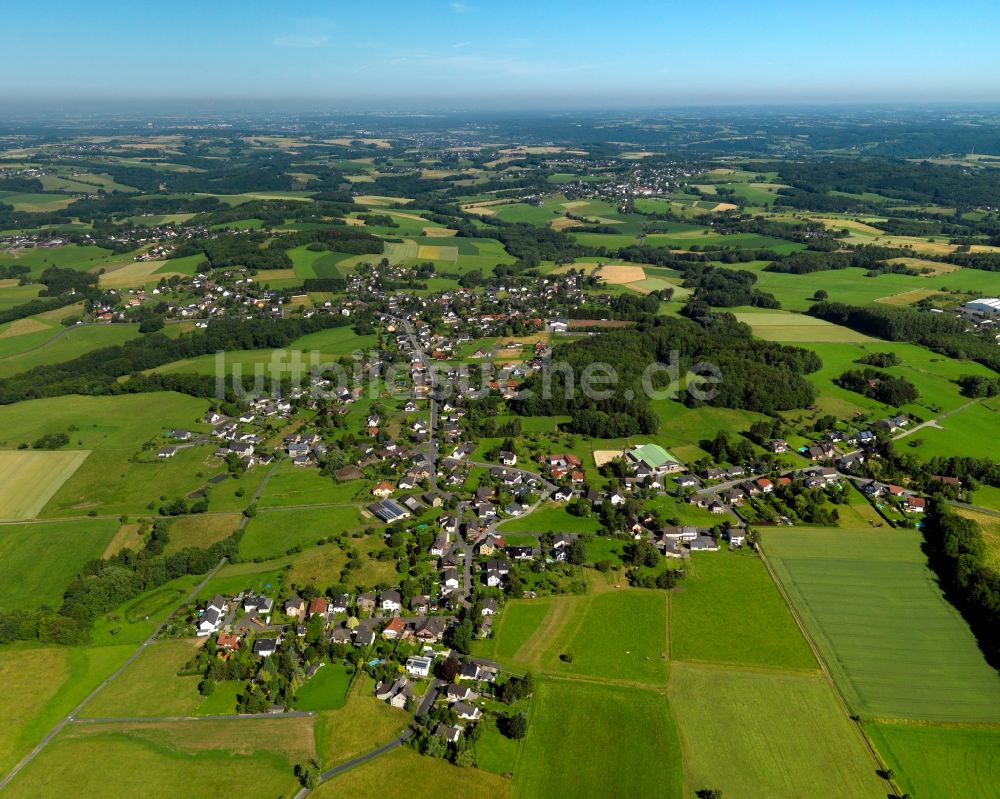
[0,450,89,519]
[866,722,1000,799]
[669,663,885,799]
[2,717,312,799]
[515,679,682,799]
[765,527,1000,723]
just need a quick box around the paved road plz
[0,557,229,791]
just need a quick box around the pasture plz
[669,662,885,799]
[239,506,367,561]
[495,589,668,686]
[0,323,140,378]
[0,644,134,776]
[765,527,1000,723]
[670,547,817,671]
[314,746,509,799]
[514,679,682,799]
[866,722,1000,799]
[0,450,90,519]
[293,663,353,711]
[314,675,409,768]
[3,717,311,799]
[81,640,203,718]
[0,518,119,609]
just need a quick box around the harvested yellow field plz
[102,523,144,558]
[876,288,945,306]
[550,216,585,231]
[593,449,626,467]
[598,264,646,284]
[885,257,960,276]
[98,261,181,289]
[0,450,90,519]
[421,227,457,238]
[0,318,49,339]
[416,245,458,261]
[344,216,366,225]
[326,137,391,148]
[354,195,413,206]
[289,294,313,308]
[692,184,718,195]
[712,202,739,212]
[810,217,885,235]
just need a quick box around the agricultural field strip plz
[0,555,231,790]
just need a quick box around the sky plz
[4,0,1000,108]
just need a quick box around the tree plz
[813,289,829,300]
[447,619,474,655]
[567,538,587,565]
[294,761,319,789]
[500,712,529,739]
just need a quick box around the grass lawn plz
[314,745,510,799]
[670,547,817,671]
[765,527,1000,722]
[669,662,885,799]
[4,717,311,799]
[0,518,119,609]
[0,643,134,775]
[866,721,1000,799]
[294,663,354,711]
[80,640,203,718]
[0,450,90,519]
[515,679,682,799]
[497,502,603,534]
[476,716,522,775]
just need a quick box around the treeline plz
[764,245,910,274]
[680,264,780,308]
[763,158,1000,209]
[0,521,240,646]
[0,266,100,325]
[567,293,664,321]
[923,499,1000,667]
[0,313,353,403]
[837,368,919,406]
[512,314,818,436]
[808,302,1000,374]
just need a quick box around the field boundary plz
[757,543,899,796]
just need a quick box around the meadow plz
[293,663,353,711]
[80,640,203,718]
[496,589,669,687]
[765,527,1000,722]
[314,746,510,799]
[0,323,140,378]
[313,674,409,768]
[239,506,368,561]
[866,721,1000,799]
[0,450,90,519]
[0,643,134,776]
[0,518,119,609]
[3,717,311,799]
[670,547,817,671]
[514,679,682,799]
[669,662,885,799]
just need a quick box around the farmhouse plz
[626,443,683,475]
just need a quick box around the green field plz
[496,589,668,687]
[734,310,876,343]
[81,640,203,718]
[497,502,603,534]
[3,717,311,799]
[670,547,818,671]
[0,518,119,609]
[670,662,885,799]
[473,600,551,662]
[0,643,134,776]
[293,664,353,711]
[0,323,141,378]
[0,450,90,519]
[239,506,367,560]
[866,721,1000,799]
[515,679,682,799]
[765,527,1000,722]
[314,745,509,799]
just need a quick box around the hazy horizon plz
[4,0,1000,107]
